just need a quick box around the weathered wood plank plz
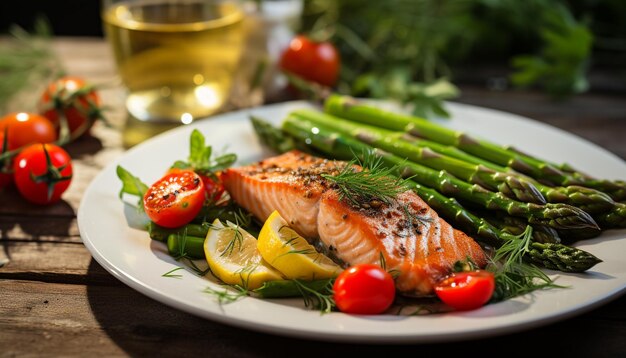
[0,280,288,357]
[0,242,113,284]
[0,215,80,242]
[1,280,625,356]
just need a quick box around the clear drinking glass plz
[101,0,246,126]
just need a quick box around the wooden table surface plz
[1,37,625,357]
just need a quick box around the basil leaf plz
[188,129,212,169]
[116,165,148,209]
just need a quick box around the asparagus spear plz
[277,116,601,272]
[506,145,626,201]
[291,109,546,204]
[250,115,299,154]
[167,234,205,260]
[472,208,562,244]
[323,94,626,201]
[401,129,626,229]
[289,110,626,230]
[281,115,599,232]
[148,221,208,242]
[396,133,505,171]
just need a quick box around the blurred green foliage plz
[300,0,625,117]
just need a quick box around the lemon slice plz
[257,210,342,280]
[204,219,284,290]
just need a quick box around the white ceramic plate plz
[78,100,626,344]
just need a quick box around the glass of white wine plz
[101,0,246,129]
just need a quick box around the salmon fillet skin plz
[222,150,487,296]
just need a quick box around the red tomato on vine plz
[0,112,56,149]
[13,143,73,205]
[279,35,340,88]
[39,76,105,138]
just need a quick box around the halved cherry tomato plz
[434,270,495,311]
[0,112,56,149]
[167,168,225,203]
[144,170,205,228]
[13,143,73,205]
[39,76,103,138]
[333,264,395,314]
[279,35,340,87]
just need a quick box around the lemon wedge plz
[257,210,342,280]
[204,219,284,290]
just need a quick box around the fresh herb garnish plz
[400,202,433,229]
[291,279,335,314]
[489,226,564,302]
[162,267,184,279]
[203,285,249,304]
[171,129,237,178]
[202,279,336,313]
[278,226,316,257]
[233,264,259,290]
[116,165,148,211]
[218,222,245,258]
[322,150,409,206]
[378,252,401,279]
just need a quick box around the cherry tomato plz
[333,264,395,314]
[39,76,103,137]
[0,112,56,149]
[143,170,205,228]
[166,168,225,203]
[434,270,495,311]
[279,35,340,87]
[13,144,73,205]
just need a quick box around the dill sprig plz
[204,216,250,258]
[322,150,410,206]
[203,285,249,304]
[220,222,245,257]
[379,252,401,279]
[291,279,335,314]
[400,203,433,229]
[489,226,565,302]
[162,267,184,278]
[278,226,316,256]
[234,264,261,290]
[202,279,336,313]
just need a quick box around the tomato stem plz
[47,80,110,143]
[29,144,72,201]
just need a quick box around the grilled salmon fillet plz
[222,150,487,296]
